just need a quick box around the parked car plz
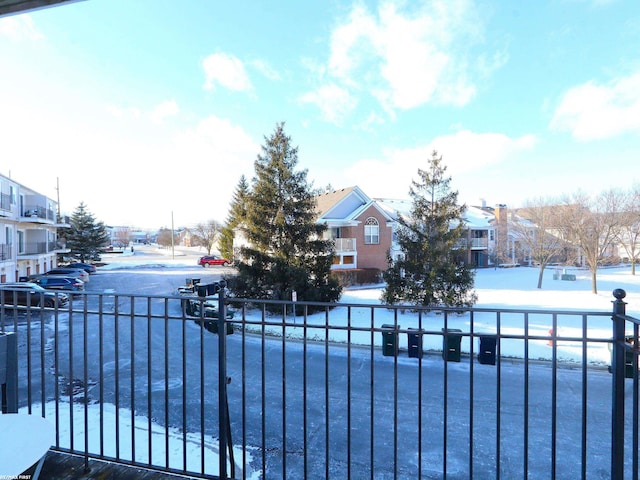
[41,268,90,283]
[0,283,69,307]
[198,255,231,267]
[32,276,85,293]
[66,262,97,274]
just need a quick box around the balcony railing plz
[1,192,11,212]
[0,243,11,261]
[332,237,356,252]
[22,206,55,222]
[18,240,58,256]
[456,238,489,249]
[0,289,638,479]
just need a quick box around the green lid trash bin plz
[442,328,462,362]
[607,336,637,378]
[381,324,400,357]
[478,335,497,365]
[407,328,423,358]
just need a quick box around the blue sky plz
[1,0,639,229]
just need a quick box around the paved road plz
[6,250,627,479]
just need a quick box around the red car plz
[198,255,231,267]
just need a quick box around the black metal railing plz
[0,243,11,261]
[0,287,638,480]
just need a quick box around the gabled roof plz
[374,198,412,222]
[463,205,494,229]
[315,186,394,224]
[315,186,365,218]
[377,198,496,230]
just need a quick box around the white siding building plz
[0,173,69,282]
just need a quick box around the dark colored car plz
[32,276,85,293]
[198,255,231,267]
[42,268,90,283]
[0,283,69,307]
[67,262,97,274]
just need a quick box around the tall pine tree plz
[233,123,341,309]
[60,202,110,262]
[219,175,249,260]
[382,151,477,308]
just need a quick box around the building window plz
[364,217,379,245]
[489,229,495,241]
[17,230,24,254]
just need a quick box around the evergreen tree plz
[219,175,249,260]
[382,151,477,308]
[233,122,341,310]
[59,202,110,262]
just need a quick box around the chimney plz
[495,204,507,223]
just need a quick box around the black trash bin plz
[608,336,637,378]
[442,328,462,362]
[478,335,497,365]
[407,328,423,358]
[196,284,208,297]
[381,324,399,357]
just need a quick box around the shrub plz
[331,268,382,287]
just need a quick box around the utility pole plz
[56,177,61,221]
[171,211,175,260]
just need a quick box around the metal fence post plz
[611,288,627,480]
[217,281,229,480]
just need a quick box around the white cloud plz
[302,0,491,122]
[149,100,179,124]
[0,15,43,41]
[298,83,357,125]
[105,100,178,124]
[105,104,141,119]
[202,53,253,92]
[341,130,536,198]
[176,115,259,158]
[550,72,640,141]
[249,59,281,81]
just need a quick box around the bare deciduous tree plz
[617,184,640,275]
[114,226,132,248]
[156,228,174,248]
[560,190,624,294]
[191,220,222,255]
[512,197,568,288]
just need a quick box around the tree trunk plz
[537,265,545,289]
[591,269,598,294]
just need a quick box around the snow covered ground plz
[104,244,640,316]
[38,245,633,478]
[101,244,640,365]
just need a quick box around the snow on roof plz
[463,205,494,228]
[376,199,495,229]
[374,198,412,221]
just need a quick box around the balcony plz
[1,192,11,213]
[17,241,61,256]
[1,290,638,479]
[21,205,56,223]
[0,243,11,261]
[455,237,489,250]
[333,237,356,252]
